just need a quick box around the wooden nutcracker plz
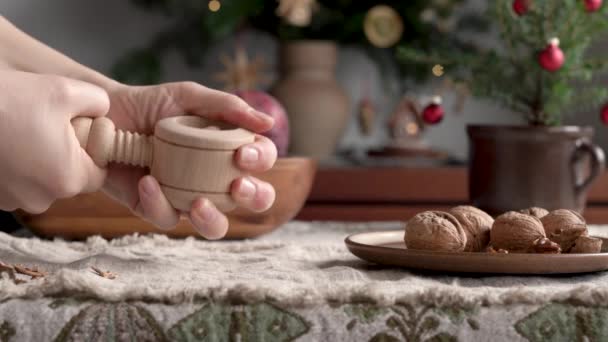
[71,116,255,212]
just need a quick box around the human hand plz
[0,70,109,213]
[103,82,277,239]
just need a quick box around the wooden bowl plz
[15,157,316,239]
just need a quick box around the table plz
[2,221,608,341]
[298,166,608,224]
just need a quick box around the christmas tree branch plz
[497,1,514,57]
[398,0,608,126]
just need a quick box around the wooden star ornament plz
[213,47,271,92]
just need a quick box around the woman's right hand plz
[0,70,110,213]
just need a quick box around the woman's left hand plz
[102,82,277,239]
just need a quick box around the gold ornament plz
[208,0,221,12]
[364,5,404,48]
[276,0,318,27]
[213,46,271,92]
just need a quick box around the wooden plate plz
[345,230,608,274]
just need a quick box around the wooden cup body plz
[150,116,255,212]
[151,137,240,212]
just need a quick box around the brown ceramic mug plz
[468,125,606,215]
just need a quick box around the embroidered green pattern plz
[168,302,232,341]
[16,299,608,341]
[344,304,470,342]
[0,321,15,342]
[344,304,389,331]
[168,302,309,341]
[54,303,168,342]
[516,304,608,341]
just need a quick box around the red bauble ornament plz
[601,104,608,125]
[513,0,530,15]
[422,96,444,125]
[538,38,565,72]
[585,0,603,12]
[236,90,290,157]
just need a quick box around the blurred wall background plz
[1,0,606,160]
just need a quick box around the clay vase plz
[272,40,350,159]
[468,125,605,215]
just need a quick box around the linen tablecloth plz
[1,221,608,341]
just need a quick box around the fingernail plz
[140,177,157,197]
[237,178,256,200]
[194,200,215,223]
[241,146,259,164]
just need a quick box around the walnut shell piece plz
[449,205,493,252]
[570,236,603,254]
[490,211,546,252]
[405,211,467,252]
[485,246,508,254]
[529,237,562,254]
[519,207,549,219]
[540,209,587,252]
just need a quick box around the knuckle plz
[222,93,245,107]
[182,81,200,89]
[178,81,202,94]
[97,90,111,113]
[47,77,75,104]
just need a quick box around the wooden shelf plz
[307,166,467,203]
[296,166,608,224]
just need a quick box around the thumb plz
[60,133,108,196]
[76,146,108,193]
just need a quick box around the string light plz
[208,0,221,12]
[432,64,444,77]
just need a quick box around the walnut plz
[519,207,549,219]
[540,209,587,252]
[449,205,493,252]
[405,211,467,252]
[490,211,547,252]
[570,236,603,253]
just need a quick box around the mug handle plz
[573,139,606,195]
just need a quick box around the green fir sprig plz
[397,0,608,126]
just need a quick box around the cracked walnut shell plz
[449,206,493,252]
[570,236,603,254]
[405,211,467,252]
[540,209,587,252]
[490,211,546,252]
